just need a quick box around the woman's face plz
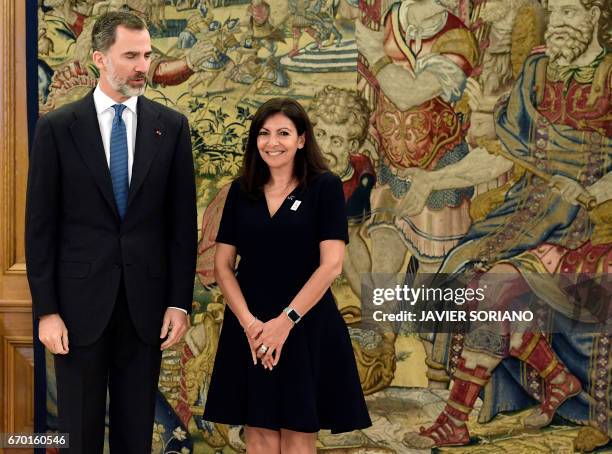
[256,113,305,173]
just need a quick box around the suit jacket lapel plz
[69,92,120,220]
[128,96,165,208]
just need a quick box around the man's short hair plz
[91,11,147,53]
[309,86,370,146]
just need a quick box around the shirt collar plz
[93,84,138,115]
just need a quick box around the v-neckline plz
[264,185,299,219]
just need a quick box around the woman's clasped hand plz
[244,314,294,370]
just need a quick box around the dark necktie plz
[110,104,128,220]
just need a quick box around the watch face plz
[287,309,300,323]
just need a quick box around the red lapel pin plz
[155,128,163,136]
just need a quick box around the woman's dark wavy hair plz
[238,98,330,196]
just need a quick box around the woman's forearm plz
[288,262,342,317]
[215,267,255,328]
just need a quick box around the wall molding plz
[0,301,33,313]
[1,0,16,273]
[2,335,34,433]
[1,0,28,276]
[0,0,34,437]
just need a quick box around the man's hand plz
[160,308,190,350]
[355,21,386,64]
[396,167,435,217]
[586,171,612,205]
[39,313,69,355]
[550,175,590,206]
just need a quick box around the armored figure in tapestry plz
[347,0,480,394]
[356,0,479,274]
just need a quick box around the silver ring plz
[259,345,268,354]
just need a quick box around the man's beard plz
[105,58,146,97]
[545,21,594,65]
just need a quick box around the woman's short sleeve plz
[215,180,240,246]
[316,173,349,243]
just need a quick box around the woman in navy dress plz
[203,98,371,453]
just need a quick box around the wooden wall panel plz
[3,336,34,433]
[0,0,35,447]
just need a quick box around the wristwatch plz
[283,307,302,325]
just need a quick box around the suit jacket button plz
[114,263,120,269]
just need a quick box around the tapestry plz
[37,0,612,452]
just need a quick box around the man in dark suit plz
[25,12,197,453]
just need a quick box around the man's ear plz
[92,50,106,72]
[348,139,360,153]
[590,5,601,24]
